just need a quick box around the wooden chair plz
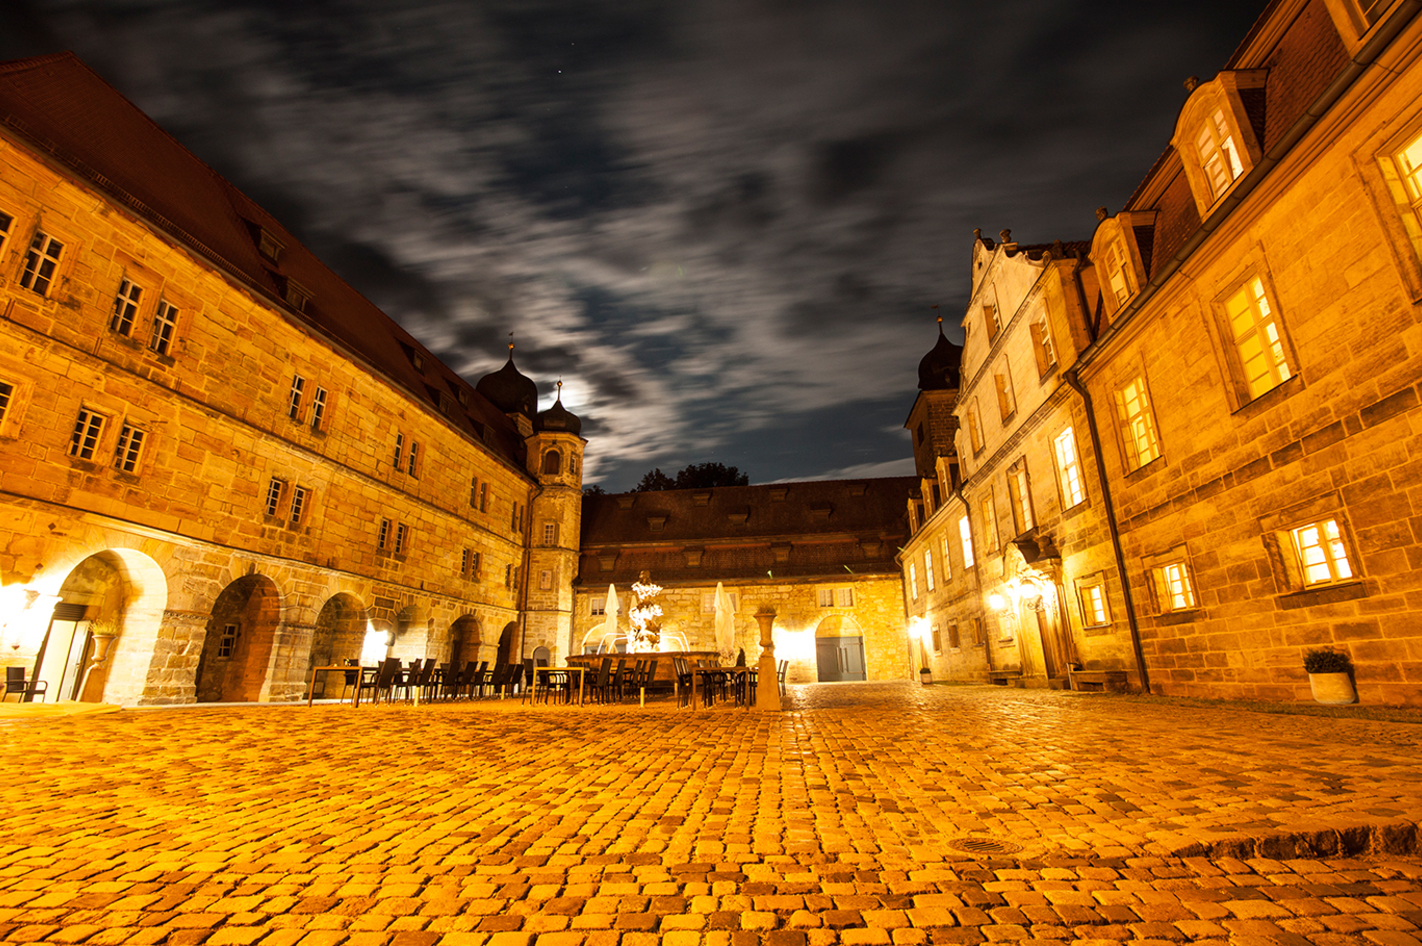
[590,657,614,703]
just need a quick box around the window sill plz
[1277,580,1367,610]
[1123,454,1164,482]
[1156,608,1204,625]
[1230,373,1301,419]
[1082,623,1114,638]
[1061,499,1092,522]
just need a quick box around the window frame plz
[1076,573,1111,629]
[924,548,935,592]
[979,491,999,553]
[310,387,328,431]
[1170,72,1265,216]
[1291,519,1355,588]
[1114,373,1162,472]
[966,398,984,454]
[959,515,975,569]
[1007,460,1034,535]
[407,440,420,477]
[110,278,144,337]
[113,421,147,475]
[994,358,1016,422]
[908,562,919,600]
[1053,426,1086,509]
[288,375,306,422]
[289,485,309,526]
[68,408,108,462]
[1217,272,1296,406]
[0,209,12,260]
[1030,317,1057,377]
[18,230,64,296]
[264,477,286,518]
[149,299,180,356]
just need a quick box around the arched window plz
[541,450,561,475]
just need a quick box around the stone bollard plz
[755,607,780,710]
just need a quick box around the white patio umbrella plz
[714,582,736,660]
[601,584,620,646]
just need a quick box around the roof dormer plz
[1089,209,1157,322]
[1171,71,1266,217]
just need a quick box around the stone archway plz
[38,548,168,704]
[195,574,281,702]
[308,593,369,698]
[496,621,518,667]
[448,615,481,669]
[814,614,867,683]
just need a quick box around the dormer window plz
[1197,109,1244,201]
[257,229,284,263]
[1090,211,1155,321]
[1171,72,1265,216]
[285,278,311,313]
[1104,241,1134,308]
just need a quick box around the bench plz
[986,669,1022,687]
[1068,669,1129,692]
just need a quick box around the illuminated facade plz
[0,53,583,704]
[905,0,1422,705]
[573,480,917,684]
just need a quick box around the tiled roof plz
[577,477,915,585]
[0,53,525,466]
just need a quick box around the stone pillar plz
[755,606,780,710]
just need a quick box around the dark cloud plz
[8,0,1267,488]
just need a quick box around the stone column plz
[755,607,780,710]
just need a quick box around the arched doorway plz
[814,614,866,683]
[196,575,281,702]
[308,594,368,698]
[496,621,518,667]
[38,549,166,703]
[448,615,480,669]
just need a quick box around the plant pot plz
[1308,671,1356,705]
[919,669,932,686]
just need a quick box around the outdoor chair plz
[673,657,694,708]
[590,657,613,703]
[443,661,475,701]
[736,668,758,708]
[520,659,537,703]
[503,663,524,698]
[610,658,629,700]
[623,659,645,702]
[414,658,438,701]
[357,658,400,704]
[4,666,47,703]
[485,662,508,699]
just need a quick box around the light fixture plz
[987,592,1007,612]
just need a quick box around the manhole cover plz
[948,836,1022,855]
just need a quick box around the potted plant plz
[1303,648,1356,705]
[919,666,932,685]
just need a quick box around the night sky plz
[2,1,1266,490]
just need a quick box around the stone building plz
[909,0,1422,705]
[0,53,584,705]
[574,479,916,684]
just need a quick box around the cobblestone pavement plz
[3,682,1421,946]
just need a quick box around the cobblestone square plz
[3,684,1421,945]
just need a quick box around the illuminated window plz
[959,515,975,569]
[1153,561,1196,612]
[994,361,1016,421]
[290,486,308,525]
[967,399,984,453]
[818,588,834,607]
[288,375,305,421]
[1054,427,1085,508]
[149,300,179,355]
[1115,375,1161,471]
[980,492,999,552]
[113,422,146,474]
[19,231,63,295]
[1197,108,1244,201]
[0,380,12,425]
[265,478,285,517]
[1030,319,1056,375]
[1224,276,1292,401]
[68,409,107,461]
[1105,241,1133,308]
[925,549,935,592]
[1292,520,1353,586]
[941,536,953,581]
[110,279,143,336]
[1008,463,1034,534]
[311,387,328,431]
[1078,576,1110,627]
[591,599,606,616]
[407,441,420,477]
[836,588,853,607]
[908,562,919,599]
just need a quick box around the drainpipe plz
[1062,369,1151,694]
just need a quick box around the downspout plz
[1062,369,1149,692]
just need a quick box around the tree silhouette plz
[634,462,749,491]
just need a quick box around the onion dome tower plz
[523,381,586,668]
[905,316,964,488]
[476,341,538,435]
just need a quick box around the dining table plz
[694,666,749,708]
[306,664,365,707]
[535,664,589,705]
